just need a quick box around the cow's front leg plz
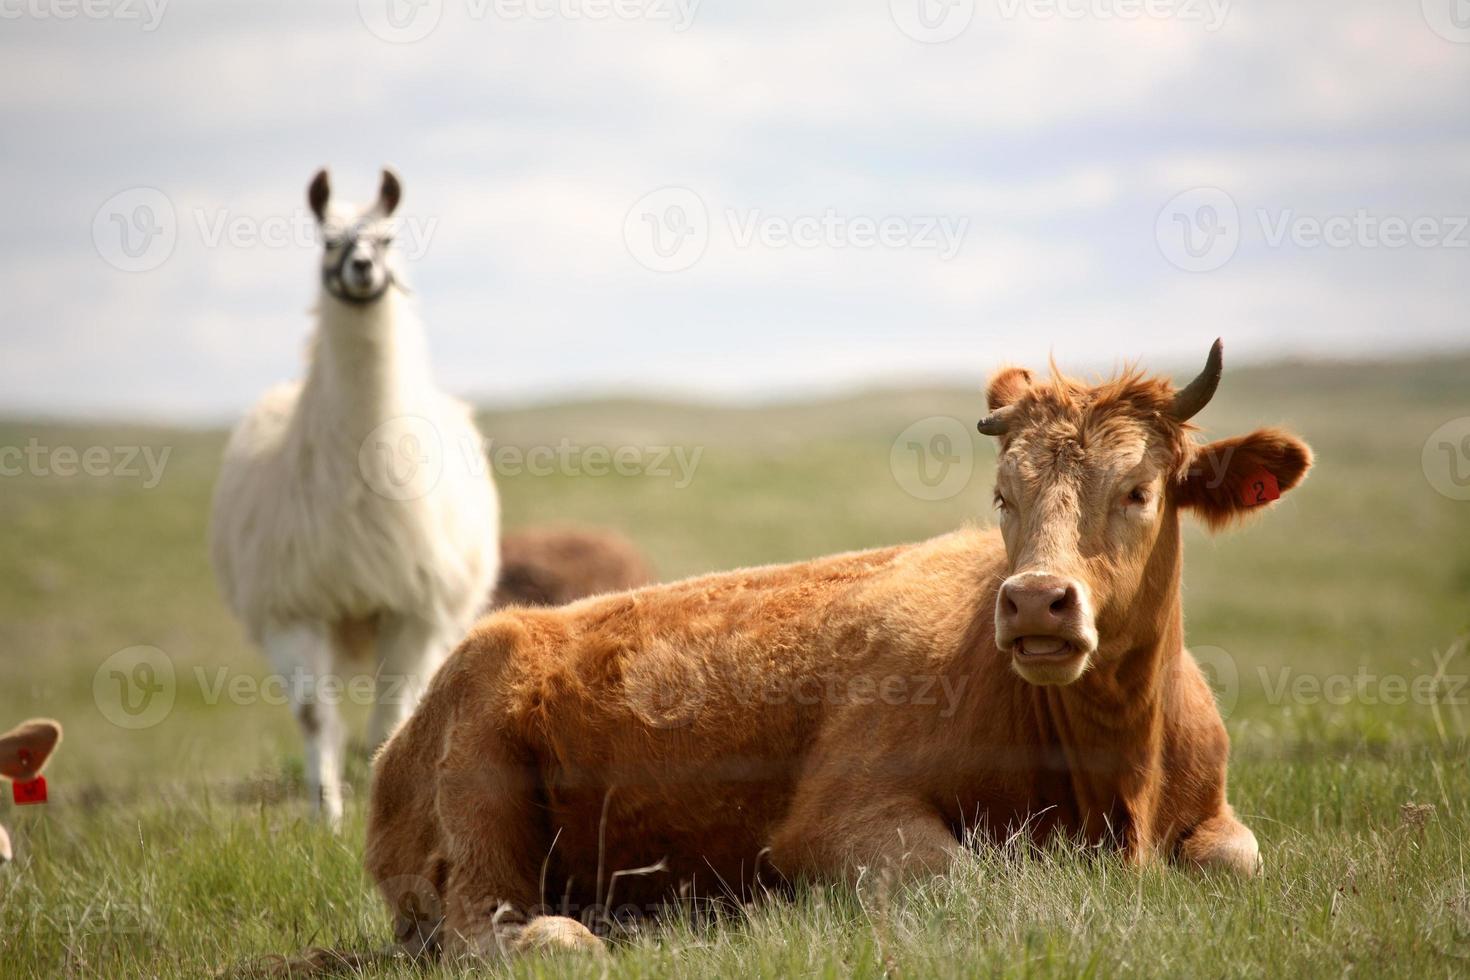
[434,722,603,958]
[769,793,961,885]
[1177,807,1261,876]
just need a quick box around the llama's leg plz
[435,716,601,957]
[368,613,453,750]
[768,790,961,885]
[1177,807,1261,876]
[263,622,345,829]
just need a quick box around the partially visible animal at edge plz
[489,525,656,612]
[365,340,1314,958]
[0,719,61,864]
[209,168,499,829]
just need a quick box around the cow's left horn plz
[1170,338,1224,422]
[977,405,1014,436]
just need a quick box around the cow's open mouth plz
[1012,636,1079,661]
[1007,635,1093,686]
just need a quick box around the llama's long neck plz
[295,289,435,445]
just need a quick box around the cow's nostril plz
[1000,577,1084,631]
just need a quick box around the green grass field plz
[2,354,1469,977]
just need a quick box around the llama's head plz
[308,168,402,307]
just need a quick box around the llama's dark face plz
[308,168,402,307]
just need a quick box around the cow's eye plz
[993,490,1011,513]
[1127,486,1150,506]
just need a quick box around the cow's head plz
[977,340,1311,686]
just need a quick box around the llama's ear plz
[377,168,402,217]
[308,169,331,224]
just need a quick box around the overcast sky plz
[2,0,1468,421]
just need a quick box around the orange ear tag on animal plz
[13,775,47,805]
[1239,469,1280,507]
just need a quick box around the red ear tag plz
[1239,469,1280,507]
[13,775,47,805]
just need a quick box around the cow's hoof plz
[1181,820,1262,877]
[507,916,604,954]
[458,910,605,957]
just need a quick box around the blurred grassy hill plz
[1,353,1467,790]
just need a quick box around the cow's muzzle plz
[996,571,1098,685]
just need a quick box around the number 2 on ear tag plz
[13,776,47,805]
[1239,469,1280,507]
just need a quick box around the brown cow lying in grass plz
[366,341,1312,958]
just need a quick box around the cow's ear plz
[0,719,61,781]
[986,367,1033,411]
[1176,428,1312,530]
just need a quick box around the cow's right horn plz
[1170,338,1224,422]
[977,405,1014,436]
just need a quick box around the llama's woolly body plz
[212,292,497,642]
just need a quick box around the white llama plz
[210,168,499,827]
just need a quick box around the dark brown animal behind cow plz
[488,526,656,612]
